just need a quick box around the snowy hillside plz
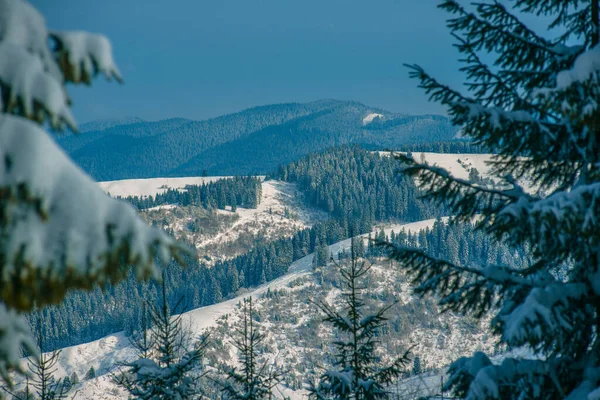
[362,112,384,125]
[19,218,493,399]
[98,177,328,264]
[392,152,539,192]
[378,152,495,180]
[98,176,235,197]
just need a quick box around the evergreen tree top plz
[387,0,600,398]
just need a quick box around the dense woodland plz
[54,100,458,180]
[120,176,262,211]
[273,146,442,226]
[398,140,484,154]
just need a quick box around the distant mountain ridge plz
[55,100,458,180]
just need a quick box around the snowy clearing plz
[362,112,384,125]
[196,180,327,251]
[98,176,241,197]
[378,152,495,180]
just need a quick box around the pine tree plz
[85,367,96,381]
[412,357,421,376]
[1,320,71,400]
[385,0,600,397]
[218,297,284,400]
[309,250,410,399]
[114,274,208,399]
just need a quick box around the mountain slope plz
[55,100,458,180]
[37,219,448,399]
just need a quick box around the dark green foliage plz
[386,0,600,397]
[412,357,421,376]
[309,251,410,399]
[372,219,530,271]
[84,367,95,381]
[121,176,262,210]
[274,146,440,225]
[56,100,457,180]
[396,140,484,154]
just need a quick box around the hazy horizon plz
[78,98,448,125]
[33,0,463,124]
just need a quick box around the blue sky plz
[36,1,463,123]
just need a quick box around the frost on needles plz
[384,0,600,398]
[0,0,185,384]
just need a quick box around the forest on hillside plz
[29,146,438,350]
[120,176,263,211]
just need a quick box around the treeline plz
[365,219,530,268]
[397,140,485,154]
[119,176,262,211]
[273,146,441,225]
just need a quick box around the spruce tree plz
[1,320,70,400]
[309,249,410,399]
[218,297,283,400]
[114,274,208,399]
[85,367,96,381]
[385,0,600,397]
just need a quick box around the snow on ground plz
[98,176,328,264]
[362,112,384,125]
[98,176,238,198]
[378,152,495,181]
[186,219,439,334]
[37,219,440,399]
[413,152,493,180]
[379,151,540,195]
[197,180,327,252]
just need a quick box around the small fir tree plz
[309,249,410,399]
[1,319,71,400]
[85,367,95,381]
[114,273,208,399]
[218,297,284,400]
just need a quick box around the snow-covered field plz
[98,176,245,197]
[378,152,495,180]
[196,180,328,254]
[34,219,441,399]
[362,112,384,125]
[413,152,494,180]
[379,152,540,194]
